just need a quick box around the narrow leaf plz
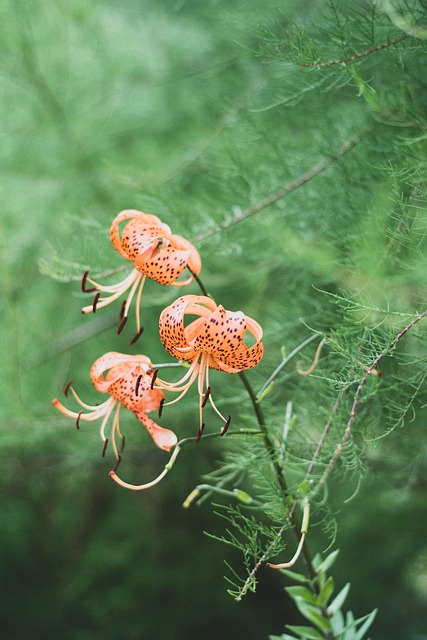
[313,549,340,573]
[327,582,350,615]
[316,576,335,607]
[353,609,378,640]
[286,585,317,605]
[286,625,324,639]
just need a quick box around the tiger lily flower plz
[52,352,177,469]
[154,295,264,437]
[81,210,202,343]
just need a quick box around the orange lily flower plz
[52,352,177,467]
[154,295,264,437]
[81,210,202,343]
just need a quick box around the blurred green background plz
[1,0,427,638]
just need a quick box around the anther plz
[150,368,159,390]
[201,386,211,408]
[119,300,127,320]
[135,374,142,397]
[112,455,122,473]
[76,410,84,430]
[64,380,73,397]
[92,292,101,313]
[81,270,97,293]
[158,398,165,419]
[130,327,144,345]
[102,438,109,457]
[221,415,231,436]
[117,315,128,334]
[196,422,205,443]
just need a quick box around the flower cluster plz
[53,210,264,489]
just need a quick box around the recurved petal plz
[168,234,202,276]
[159,295,199,358]
[90,352,151,393]
[133,409,178,451]
[134,246,191,284]
[215,317,264,372]
[110,210,171,259]
[192,306,247,358]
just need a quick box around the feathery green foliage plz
[2,1,427,638]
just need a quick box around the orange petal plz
[110,210,170,260]
[214,317,264,372]
[159,295,199,360]
[134,246,192,284]
[133,409,178,451]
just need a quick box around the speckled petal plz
[134,246,191,284]
[159,295,201,361]
[90,352,151,393]
[192,306,247,359]
[215,317,264,373]
[110,210,171,260]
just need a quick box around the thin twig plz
[193,130,370,243]
[314,309,427,493]
[300,34,409,68]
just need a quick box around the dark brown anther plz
[117,315,128,334]
[76,410,84,430]
[135,374,142,397]
[64,380,73,397]
[150,368,159,390]
[130,327,144,345]
[102,438,109,457]
[112,455,122,473]
[221,415,231,436]
[119,300,127,320]
[201,386,211,408]
[120,435,126,453]
[82,270,97,293]
[158,398,165,419]
[92,292,101,313]
[195,422,205,443]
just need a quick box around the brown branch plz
[300,34,409,68]
[193,129,370,243]
[314,310,427,492]
[239,310,427,598]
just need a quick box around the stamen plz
[150,368,159,390]
[120,435,126,453]
[117,315,128,334]
[64,380,73,397]
[201,386,211,408]
[221,415,231,436]
[135,374,142,397]
[130,327,144,345]
[158,398,165,418]
[196,422,205,443]
[119,299,127,320]
[82,270,97,293]
[112,455,122,473]
[76,410,84,429]
[92,292,101,313]
[102,438,109,457]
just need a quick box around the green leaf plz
[316,575,335,607]
[286,625,324,639]
[353,609,377,640]
[279,568,310,583]
[341,609,377,640]
[327,582,350,616]
[313,549,340,573]
[286,585,317,605]
[294,601,332,633]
